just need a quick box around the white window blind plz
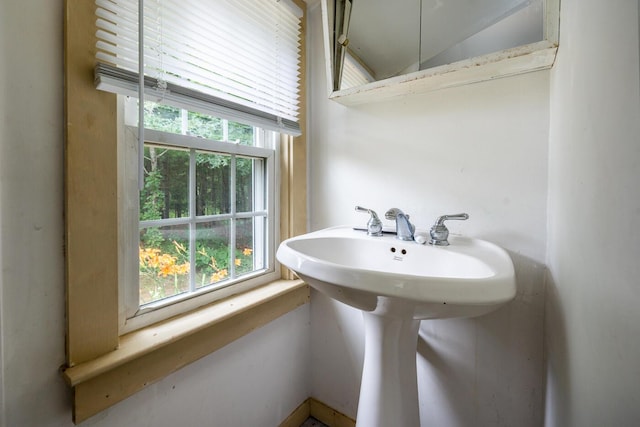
[95,0,303,136]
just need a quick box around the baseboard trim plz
[280,398,356,427]
[279,399,311,427]
[309,398,356,427]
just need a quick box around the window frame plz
[63,0,308,423]
[120,122,281,333]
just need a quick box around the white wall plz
[5,1,639,426]
[307,3,549,426]
[0,1,310,426]
[545,0,640,425]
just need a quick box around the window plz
[92,0,303,330]
[63,1,308,421]
[121,102,280,331]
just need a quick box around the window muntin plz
[121,100,279,332]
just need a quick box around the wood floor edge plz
[279,398,311,427]
[309,398,356,427]
[280,397,356,427]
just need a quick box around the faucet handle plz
[434,213,469,225]
[355,206,383,236]
[429,213,469,246]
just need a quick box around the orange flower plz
[159,263,174,277]
[175,262,190,275]
[210,269,228,282]
[139,247,162,268]
[139,246,189,277]
[242,248,252,256]
[235,258,241,266]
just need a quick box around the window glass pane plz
[130,103,275,314]
[140,145,190,220]
[195,220,230,289]
[196,151,231,216]
[236,217,266,276]
[139,224,190,304]
[188,111,223,140]
[236,157,264,213]
[142,101,256,146]
[228,121,254,146]
[144,102,182,133]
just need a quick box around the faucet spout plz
[385,208,415,241]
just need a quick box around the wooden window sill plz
[62,279,309,424]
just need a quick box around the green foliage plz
[188,111,223,140]
[144,103,181,133]
[139,168,165,248]
[140,168,164,221]
[228,121,254,145]
[143,101,254,145]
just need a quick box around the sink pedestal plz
[357,311,421,427]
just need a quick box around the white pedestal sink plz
[277,226,516,427]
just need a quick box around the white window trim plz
[118,113,281,334]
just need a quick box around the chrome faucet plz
[385,208,415,241]
[429,213,469,246]
[355,206,383,236]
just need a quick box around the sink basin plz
[277,225,516,427]
[277,226,515,319]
